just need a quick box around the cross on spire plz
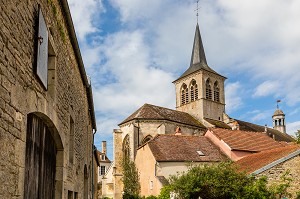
[194,0,200,23]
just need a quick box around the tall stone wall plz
[0,0,95,198]
[256,155,300,198]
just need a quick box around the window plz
[185,87,189,103]
[206,79,212,100]
[100,166,106,175]
[123,135,130,159]
[68,191,73,199]
[214,81,220,102]
[101,154,105,161]
[190,80,198,101]
[150,181,154,190]
[181,84,187,105]
[142,135,153,145]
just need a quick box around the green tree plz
[122,156,141,198]
[295,130,300,144]
[168,162,276,199]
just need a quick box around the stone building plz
[97,141,114,199]
[112,22,294,198]
[0,1,97,199]
[237,144,300,198]
[135,134,227,196]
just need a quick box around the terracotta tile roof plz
[119,103,206,128]
[146,134,227,162]
[204,118,231,129]
[209,128,288,152]
[236,144,300,174]
[236,119,294,142]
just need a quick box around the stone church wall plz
[0,1,95,198]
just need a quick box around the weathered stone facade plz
[256,155,300,198]
[0,0,96,199]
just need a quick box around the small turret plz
[272,108,286,134]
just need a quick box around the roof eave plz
[61,0,97,131]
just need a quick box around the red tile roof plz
[236,144,300,174]
[235,120,294,142]
[146,134,227,162]
[119,103,206,128]
[209,128,288,152]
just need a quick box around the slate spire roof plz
[174,23,224,82]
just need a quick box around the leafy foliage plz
[157,186,172,199]
[167,162,293,199]
[295,130,300,144]
[122,156,141,198]
[269,170,292,199]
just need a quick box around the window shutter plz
[36,7,48,89]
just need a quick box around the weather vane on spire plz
[195,0,200,23]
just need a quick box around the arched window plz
[181,84,187,105]
[141,135,153,145]
[190,80,198,101]
[123,135,130,159]
[185,87,189,103]
[205,79,212,100]
[214,81,220,102]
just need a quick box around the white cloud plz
[225,82,243,113]
[93,30,175,116]
[286,121,300,136]
[253,81,280,98]
[68,0,103,40]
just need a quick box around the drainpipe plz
[92,129,97,199]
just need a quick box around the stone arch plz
[180,83,188,105]
[24,112,64,199]
[141,135,153,145]
[189,79,198,101]
[213,81,220,102]
[205,78,212,100]
[123,134,130,159]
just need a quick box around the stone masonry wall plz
[256,155,300,198]
[0,0,94,199]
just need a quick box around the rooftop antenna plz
[276,99,281,109]
[194,0,200,23]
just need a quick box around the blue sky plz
[68,0,300,160]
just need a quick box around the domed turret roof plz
[273,109,284,116]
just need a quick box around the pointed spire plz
[190,23,207,66]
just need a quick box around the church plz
[110,22,294,198]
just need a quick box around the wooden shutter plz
[36,7,48,89]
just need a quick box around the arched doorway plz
[23,114,57,199]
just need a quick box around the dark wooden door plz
[24,114,57,199]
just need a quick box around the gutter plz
[60,0,97,131]
[252,149,300,175]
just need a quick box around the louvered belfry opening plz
[24,114,57,199]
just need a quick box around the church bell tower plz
[173,23,226,122]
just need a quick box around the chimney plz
[102,141,107,155]
[264,124,268,133]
